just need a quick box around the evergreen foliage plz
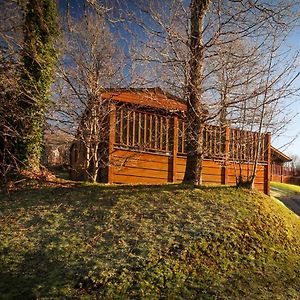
[18,0,58,170]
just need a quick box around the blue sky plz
[272,27,300,157]
[272,106,300,156]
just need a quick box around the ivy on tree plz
[18,0,58,171]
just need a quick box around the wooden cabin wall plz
[110,149,267,192]
[70,101,271,194]
[108,104,270,194]
[69,141,87,181]
[271,163,299,185]
[271,173,299,185]
[69,101,112,182]
[70,139,110,182]
[111,149,172,184]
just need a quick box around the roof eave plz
[271,146,292,162]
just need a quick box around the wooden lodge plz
[70,88,272,194]
[270,147,296,184]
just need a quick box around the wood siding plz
[70,93,271,194]
[110,149,267,192]
[107,104,270,193]
[271,163,299,185]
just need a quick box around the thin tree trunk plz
[183,0,211,185]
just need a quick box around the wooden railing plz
[114,105,268,164]
[271,164,296,176]
[115,106,173,154]
[229,128,267,163]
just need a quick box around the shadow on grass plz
[0,242,73,299]
[1,182,297,298]
[0,182,239,213]
[0,181,244,299]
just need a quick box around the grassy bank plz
[1,183,300,299]
[271,181,300,194]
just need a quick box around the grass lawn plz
[270,181,300,217]
[271,181,300,194]
[1,182,300,299]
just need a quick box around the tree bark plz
[183,0,211,185]
[18,0,58,172]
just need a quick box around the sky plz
[58,0,300,157]
[272,106,300,157]
[272,28,300,157]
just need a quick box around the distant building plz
[43,130,73,167]
[270,146,297,184]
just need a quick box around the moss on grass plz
[1,184,300,299]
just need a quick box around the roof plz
[44,130,74,147]
[271,146,292,162]
[101,88,187,112]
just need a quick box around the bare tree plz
[0,57,22,178]
[127,0,300,187]
[52,10,126,182]
[231,38,299,189]
[0,1,25,180]
[183,0,212,185]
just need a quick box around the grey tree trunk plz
[183,0,211,185]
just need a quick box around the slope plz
[1,184,300,299]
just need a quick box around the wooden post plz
[223,126,230,185]
[138,112,141,145]
[172,116,179,182]
[126,110,130,146]
[264,132,271,195]
[120,108,123,144]
[132,111,136,146]
[166,118,169,152]
[270,163,272,181]
[108,103,116,183]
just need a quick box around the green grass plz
[1,183,300,299]
[271,181,300,194]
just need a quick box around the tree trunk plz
[183,0,211,185]
[18,0,58,172]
